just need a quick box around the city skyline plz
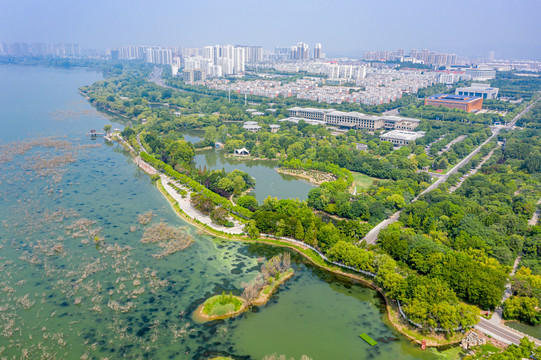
[1,0,540,60]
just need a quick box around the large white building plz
[380,130,426,147]
[288,107,420,131]
[455,83,499,99]
[465,67,496,81]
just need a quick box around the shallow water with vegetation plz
[0,65,461,359]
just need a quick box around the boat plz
[359,333,377,346]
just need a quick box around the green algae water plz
[0,65,461,359]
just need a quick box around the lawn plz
[202,293,245,317]
[351,172,389,190]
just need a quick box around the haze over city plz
[1,0,540,60]
[2,1,541,359]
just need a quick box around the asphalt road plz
[476,318,541,346]
[363,127,500,244]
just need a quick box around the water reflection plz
[194,149,315,203]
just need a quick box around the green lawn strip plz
[351,171,389,190]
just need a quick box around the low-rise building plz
[356,143,368,151]
[325,111,384,130]
[382,115,421,130]
[455,83,499,99]
[278,117,326,126]
[288,107,335,121]
[380,130,425,147]
[425,94,483,113]
[287,107,420,131]
[270,124,281,133]
[465,68,496,81]
[242,121,261,132]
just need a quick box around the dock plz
[89,130,106,137]
[359,333,377,346]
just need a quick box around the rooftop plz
[456,83,498,91]
[279,117,326,126]
[427,94,482,103]
[380,130,426,141]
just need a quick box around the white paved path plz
[159,175,245,234]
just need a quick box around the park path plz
[159,175,245,234]
[528,198,541,226]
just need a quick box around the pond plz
[194,148,315,203]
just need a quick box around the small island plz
[194,253,294,322]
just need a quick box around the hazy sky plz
[1,0,540,60]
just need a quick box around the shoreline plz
[275,167,337,186]
[193,295,248,323]
[117,136,464,348]
[156,177,463,347]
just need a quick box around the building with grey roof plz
[288,107,420,131]
[380,130,425,147]
[455,83,499,99]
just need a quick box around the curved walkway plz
[160,175,244,234]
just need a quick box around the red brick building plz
[425,94,483,113]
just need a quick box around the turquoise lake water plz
[0,65,462,359]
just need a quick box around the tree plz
[103,124,112,134]
[204,126,218,144]
[525,150,541,173]
[210,207,229,226]
[294,220,304,240]
[217,177,234,193]
[244,220,260,239]
[305,221,318,246]
[237,195,258,211]
[166,140,195,167]
[232,175,245,195]
[317,223,340,251]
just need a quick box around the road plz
[148,67,164,86]
[363,96,540,245]
[437,135,466,156]
[449,145,500,193]
[507,96,540,127]
[476,318,541,346]
[363,128,500,244]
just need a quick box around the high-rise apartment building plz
[198,44,246,76]
[236,45,262,63]
[144,47,172,65]
[1,42,82,57]
[290,42,309,60]
[313,43,322,59]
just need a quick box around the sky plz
[1,0,540,60]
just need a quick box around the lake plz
[0,65,460,359]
